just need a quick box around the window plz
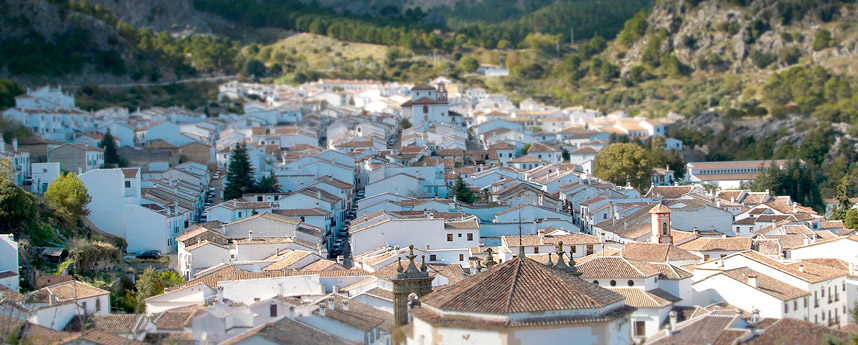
[571,246,577,253]
[603,214,607,220]
[270,304,278,317]
[634,321,646,337]
[534,247,539,254]
[430,255,437,261]
[459,254,464,261]
[610,280,617,286]
[96,298,101,311]
[785,303,788,313]
[628,280,635,286]
[662,222,668,235]
[125,181,131,188]
[447,234,453,241]
[82,301,87,310]
[467,233,473,241]
[238,212,242,217]
[593,280,599,285]
[794,300,798,310]
[458,233,462,237]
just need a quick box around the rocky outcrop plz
[622,0,858,73]
[86,0,213,36]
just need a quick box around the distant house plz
[47,142,103,173]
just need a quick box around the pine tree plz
[223,143,255,201]
[98,129,120,166]
[453,175,475,204]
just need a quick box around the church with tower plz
[401,82,461,127]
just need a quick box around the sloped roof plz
[420,256,624,314]
[577,256,661,279]
[621,242,702,263]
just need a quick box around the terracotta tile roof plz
[329,295,394,332]
[646,186,695,198]
[508,155,546,163]
[313,306,383,332]
[301,259,345,271]
[220,316,351,345]
[797,258,851,273]
[410,303,636,328]
[739,251,846,283]
[608,287,676,308]
[75,330,147,345]
[820,220,845,229]
[421,257,624,314]
[621,242,702,263]
[503,233,601,247]
[153,305,206,330]
[713,268,810,301]
[577,256,661,279]
[678,237,752,252]
[650,263,694,280]
[649,315,737,345]
[263,251,317,271]
[27,281,109,304]
[527,142,557,153]
[741,318,852,345]
[752,239,781,256]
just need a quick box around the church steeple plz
[649,203,673,245]
[436,82,448,103]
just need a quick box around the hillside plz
[0,0,240,86]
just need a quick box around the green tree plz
[593,143,651,192]
[648,137,687,180]
[812,29,832,51]
[831,175,853,220]
[458,56,480,73]
[562,149,570,162]
[134,267,183,312]
[0,79,24,111]
[45,172,91,225]
[223,143,256,201]
[453,175,475,204]
[0,175,39,232]
[745,160,824,212]
[98,129,120,166]
[254,171,282,193]
[242,59,266,78]
[401,118,412,130]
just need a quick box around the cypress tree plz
[98,129,120,166]
[223,143,255,201]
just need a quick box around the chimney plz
[289,306,296,318]
[747,275,757,288]
[248,230,254,241]
[799,264,804,273]
[537,229,545,237]
[719,256,724,267]
[327,298,335,309]
[332,285,340,294]
[317,190,321,199]
[217,287,224,303]
[693,227,699,235]
[669,311,677,333]
[48,293,58,305]
[319,303,327,317]
[11,138,17,152]
[274,248,279,257]
[84,139,89,148]
[731,196,735,203]
[342,300,349,311]
[716,199,721,208]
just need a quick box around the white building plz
[407,256,634,345]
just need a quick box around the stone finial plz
[485,248,497,268]
[547,252,554,266]
[421,255,428,272]
[397,257,403,273]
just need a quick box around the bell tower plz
[392,245,434,328]
[436,82,448,103]
[649,204,673,245]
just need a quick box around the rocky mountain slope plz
[620,0,858,75]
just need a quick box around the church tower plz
[649,204,673,245]
[436,82,448,103]
[392,245,434,328]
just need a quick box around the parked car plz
[212,173,220,179]
[209,188,216,194]
[137,250,161,260]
